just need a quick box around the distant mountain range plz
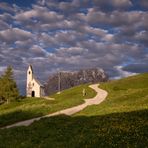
[45,68,108,95]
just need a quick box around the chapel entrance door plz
[31,91,35,97]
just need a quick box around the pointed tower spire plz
[27,65,33,81]
[26,65,34,97]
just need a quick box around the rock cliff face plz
[45,68,108,95]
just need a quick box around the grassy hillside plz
[76,73,148,116]
[0,111,147,148]
[0,84,96,127]
[0,73,147,147]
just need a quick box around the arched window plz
[29,71,31,74]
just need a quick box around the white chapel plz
[26,65,45,97]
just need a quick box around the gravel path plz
[2,84,108,129]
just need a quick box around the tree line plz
[0,66,19,104]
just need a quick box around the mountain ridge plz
[45,68,108,95]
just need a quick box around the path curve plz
[2,84,108,129]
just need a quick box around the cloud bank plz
[0,0,147,94]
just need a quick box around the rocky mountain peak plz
[45,68,108,95]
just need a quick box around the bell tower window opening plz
[29,71,31,74]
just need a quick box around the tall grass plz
[0,110,147,147]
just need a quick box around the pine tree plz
[0,77,4,103]
[0,66,19,103]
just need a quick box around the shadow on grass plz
[0,109,148,147]
[0,110,44,127]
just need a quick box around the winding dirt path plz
[2,84,108,129]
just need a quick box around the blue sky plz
[0,0,148,94]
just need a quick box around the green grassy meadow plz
[0,111,147,148]
[0,73,148,147]
[76,73,148,116]
[0,84,96,127]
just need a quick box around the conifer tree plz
[0,76,4,103]
[0,66,19,103]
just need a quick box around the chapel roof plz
[34,77,44,87]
